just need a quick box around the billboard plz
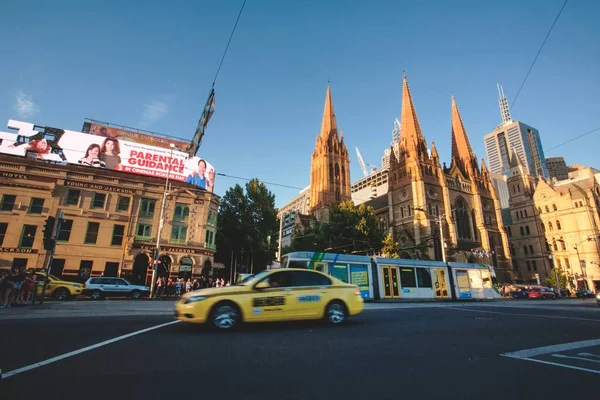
[0,120,216,192]
[82,121,192,152]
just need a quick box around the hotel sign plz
[0,247,38,254]
[65,180,135,194]
[132,243,213,255]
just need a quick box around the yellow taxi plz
[175,268,364,329]
[35,273,83,300]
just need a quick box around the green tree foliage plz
[545,267,568,289]
[215,179,278,276]
[287,200,384,255]
[381,233,400,258]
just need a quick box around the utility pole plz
[150,144,177,297]
[277,213,283,261]
[40,211,63,304]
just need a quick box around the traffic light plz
[43,216,56,239]
[43,238,56,251]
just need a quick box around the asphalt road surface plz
[1,303,599,400]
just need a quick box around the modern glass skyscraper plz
[483,85,549,179]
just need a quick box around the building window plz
[400,207,405,218]
[136,224,152,239]
[553,241,558,251]
[548,222,554,231]
[520,227,524,236]
[19,225,37,248]
[507,226,512,237]
[171,226,188,244]
[117,196,131,212]
[556,220,561,230]
[564,258,570,269]
[139,198,156,218]
[529,245,534,254]
[560,239,566,251]
[532,260,537,271]
[553,204,557,211]
[111,225,125,246]
[173,204,190,222]
[435,205,439,216]
[66,190,81,206]
[79,260,93,282]
[57,219,73,242]
[524,209,528,217]
[526,261,531,271]
[0,194,16,211]
[85,222,100,244]
[454,198,472,240]
[28,198,44,214]
[92,193,107,209]
[525,225,530,235]
[523,246,528,255]
[0,223,7,246]
[545,205,550,212]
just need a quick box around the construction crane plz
[355,146,378,177]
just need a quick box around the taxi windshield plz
[237,270,271,285]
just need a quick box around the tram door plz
[432,268,449,298]
[382,266,400,298]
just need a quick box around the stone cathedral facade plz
[384,75,511,281]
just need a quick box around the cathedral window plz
[523,246,528,255]
[524,209,528,217]
[453,198,472,240]
[525,226,530,235]
[560,238,566,250]
[519,227,524,236]
[548,222,554,231]
[552,204,557,211]
[329,164,334,184]
[427,203,432,214]
[532,260,537,271]
[556,220,561,230]
[526,261,531,271]
[400,207,405,218]
[553,240,558,251]
[407,205,412,216]
[471,210,478,240]
[507,226,512,237]
[435,205,439,216]
[545,205,550,212]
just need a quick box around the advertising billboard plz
[0,120,216,192]
[82,121,192,152]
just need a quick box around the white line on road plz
[445,306,600,322]
[552,354,600,363]
[1,320,180,380]
[500,356,600,375]
[501,338,600,358]
[578,352,600,358]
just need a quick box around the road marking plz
[578,352,600,358]
[501,356,600,375]
[446,306,600,322]
[501,339,600,358]
[0,320,180,380]
[552,354,600,363]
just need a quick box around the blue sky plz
[1,0,599,208]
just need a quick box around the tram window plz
[288,260,308,269]
[400,268,417,288]
[416,268,432,288]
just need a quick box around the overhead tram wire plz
[510,0,568,112]
[543,126,600,154]
[211,0,247,88]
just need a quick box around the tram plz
[280,251,500,301]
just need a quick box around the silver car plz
[83,277,150,300]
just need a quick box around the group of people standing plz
[152,276,230,298]
[0,267,37,308]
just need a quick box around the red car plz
[527,287,556,299]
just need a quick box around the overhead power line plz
[510,0,568,111]
[544,126,600,153]
[212,0,247,88]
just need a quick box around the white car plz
[83,277,150,300]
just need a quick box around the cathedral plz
[383,75,511,281]
[301,76,512,281]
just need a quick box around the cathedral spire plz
[320,83,338,140]
[399,75,428,158]
[450,95,478,176]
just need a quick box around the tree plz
[288,200,384,255]
[381,233,400,258]
[215,179,278,277]
[545,267,568,289]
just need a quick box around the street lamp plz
[150,143,178,297]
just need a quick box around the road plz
[1,300,599,399]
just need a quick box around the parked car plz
[511,289,529,299]
[576,289,595,298]
[35,273,83,300]
[527,287,556,299]
[83,277,150,300]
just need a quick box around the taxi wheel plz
[210,302,241,330]
[54,288,70,301]
[325,301,347,325]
